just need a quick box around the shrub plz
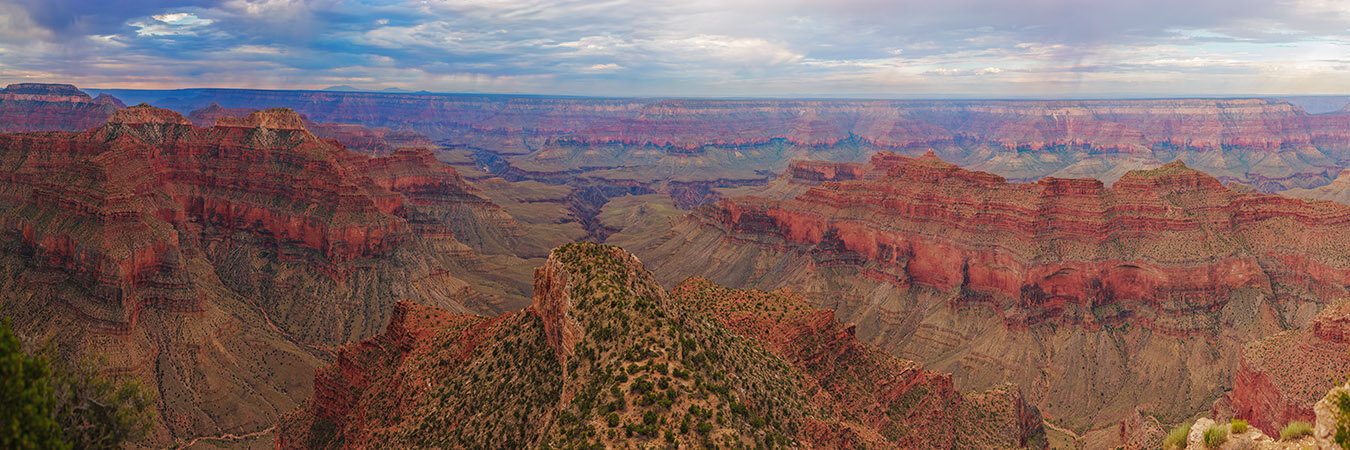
[0,318,64,449]
[1203,424,1227,448]
[1,318,156,450]
[1163,422,1192,450]
[606,413,620,427]
[1281,421,1313,441]
[1334,390,1350,449]
[48,355,156,449]
[1230,418,1248,434]
[730,402,749,416]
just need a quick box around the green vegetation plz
[1334,389,1350,449]
[0,318,64,449]
[1229,418,1247,434]
[1202,423,1227,448]
[46,352,156,448]
[284,242,1036,448]
[0,318,155,450]
[1163,421,1192,450]
[1281,421,1314,441]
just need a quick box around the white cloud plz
[131,12,213,37]
[582,63,623,72]
[5,0,1350,96]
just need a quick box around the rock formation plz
[616,151,1350,442]
[91,89,1350,245]
[187,103,437,156]
[107,89,1350,192]
[0,83,124,132]
[277,243,1044,448]
[1229,299,1350,435]
[0,105,535,444]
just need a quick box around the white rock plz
[1189,418,1216,448]
[1315,382,1350,450]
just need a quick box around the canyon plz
[96,88,1350,192]
[3,83,1350,447]
[278,243,1044,448]
[91,88,1350,243]
[0,103,543,444]
[613,151,1350,445]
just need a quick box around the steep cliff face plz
[278,243,1044,449]
[0,83,124,132]
[616,152,1350,440]
[0,105,534,444]
[1229,299,1350,435]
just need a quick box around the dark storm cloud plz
[0,0,1345,96]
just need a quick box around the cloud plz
[582,63,622,72]
[131,12,213,36]
[0,0,1345,96]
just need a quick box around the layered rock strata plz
[0,83,124,132]
[617,151,1350,438]
[188,103,437,156]
[0,105,531,443]
[1229,299,1350,435]
[104,88,1350,192]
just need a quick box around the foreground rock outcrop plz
[617,151,1350,442]
[278,243,1045,448]
[0,105,535,444]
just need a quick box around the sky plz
[0,0,1347,97]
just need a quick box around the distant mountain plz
[320,85,361,92]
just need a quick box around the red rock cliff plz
[0,104,522,336]
[1229,299,1350,435]
[0,83,124,132]
[136,89,1350,190]
[704,152,1350,333]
